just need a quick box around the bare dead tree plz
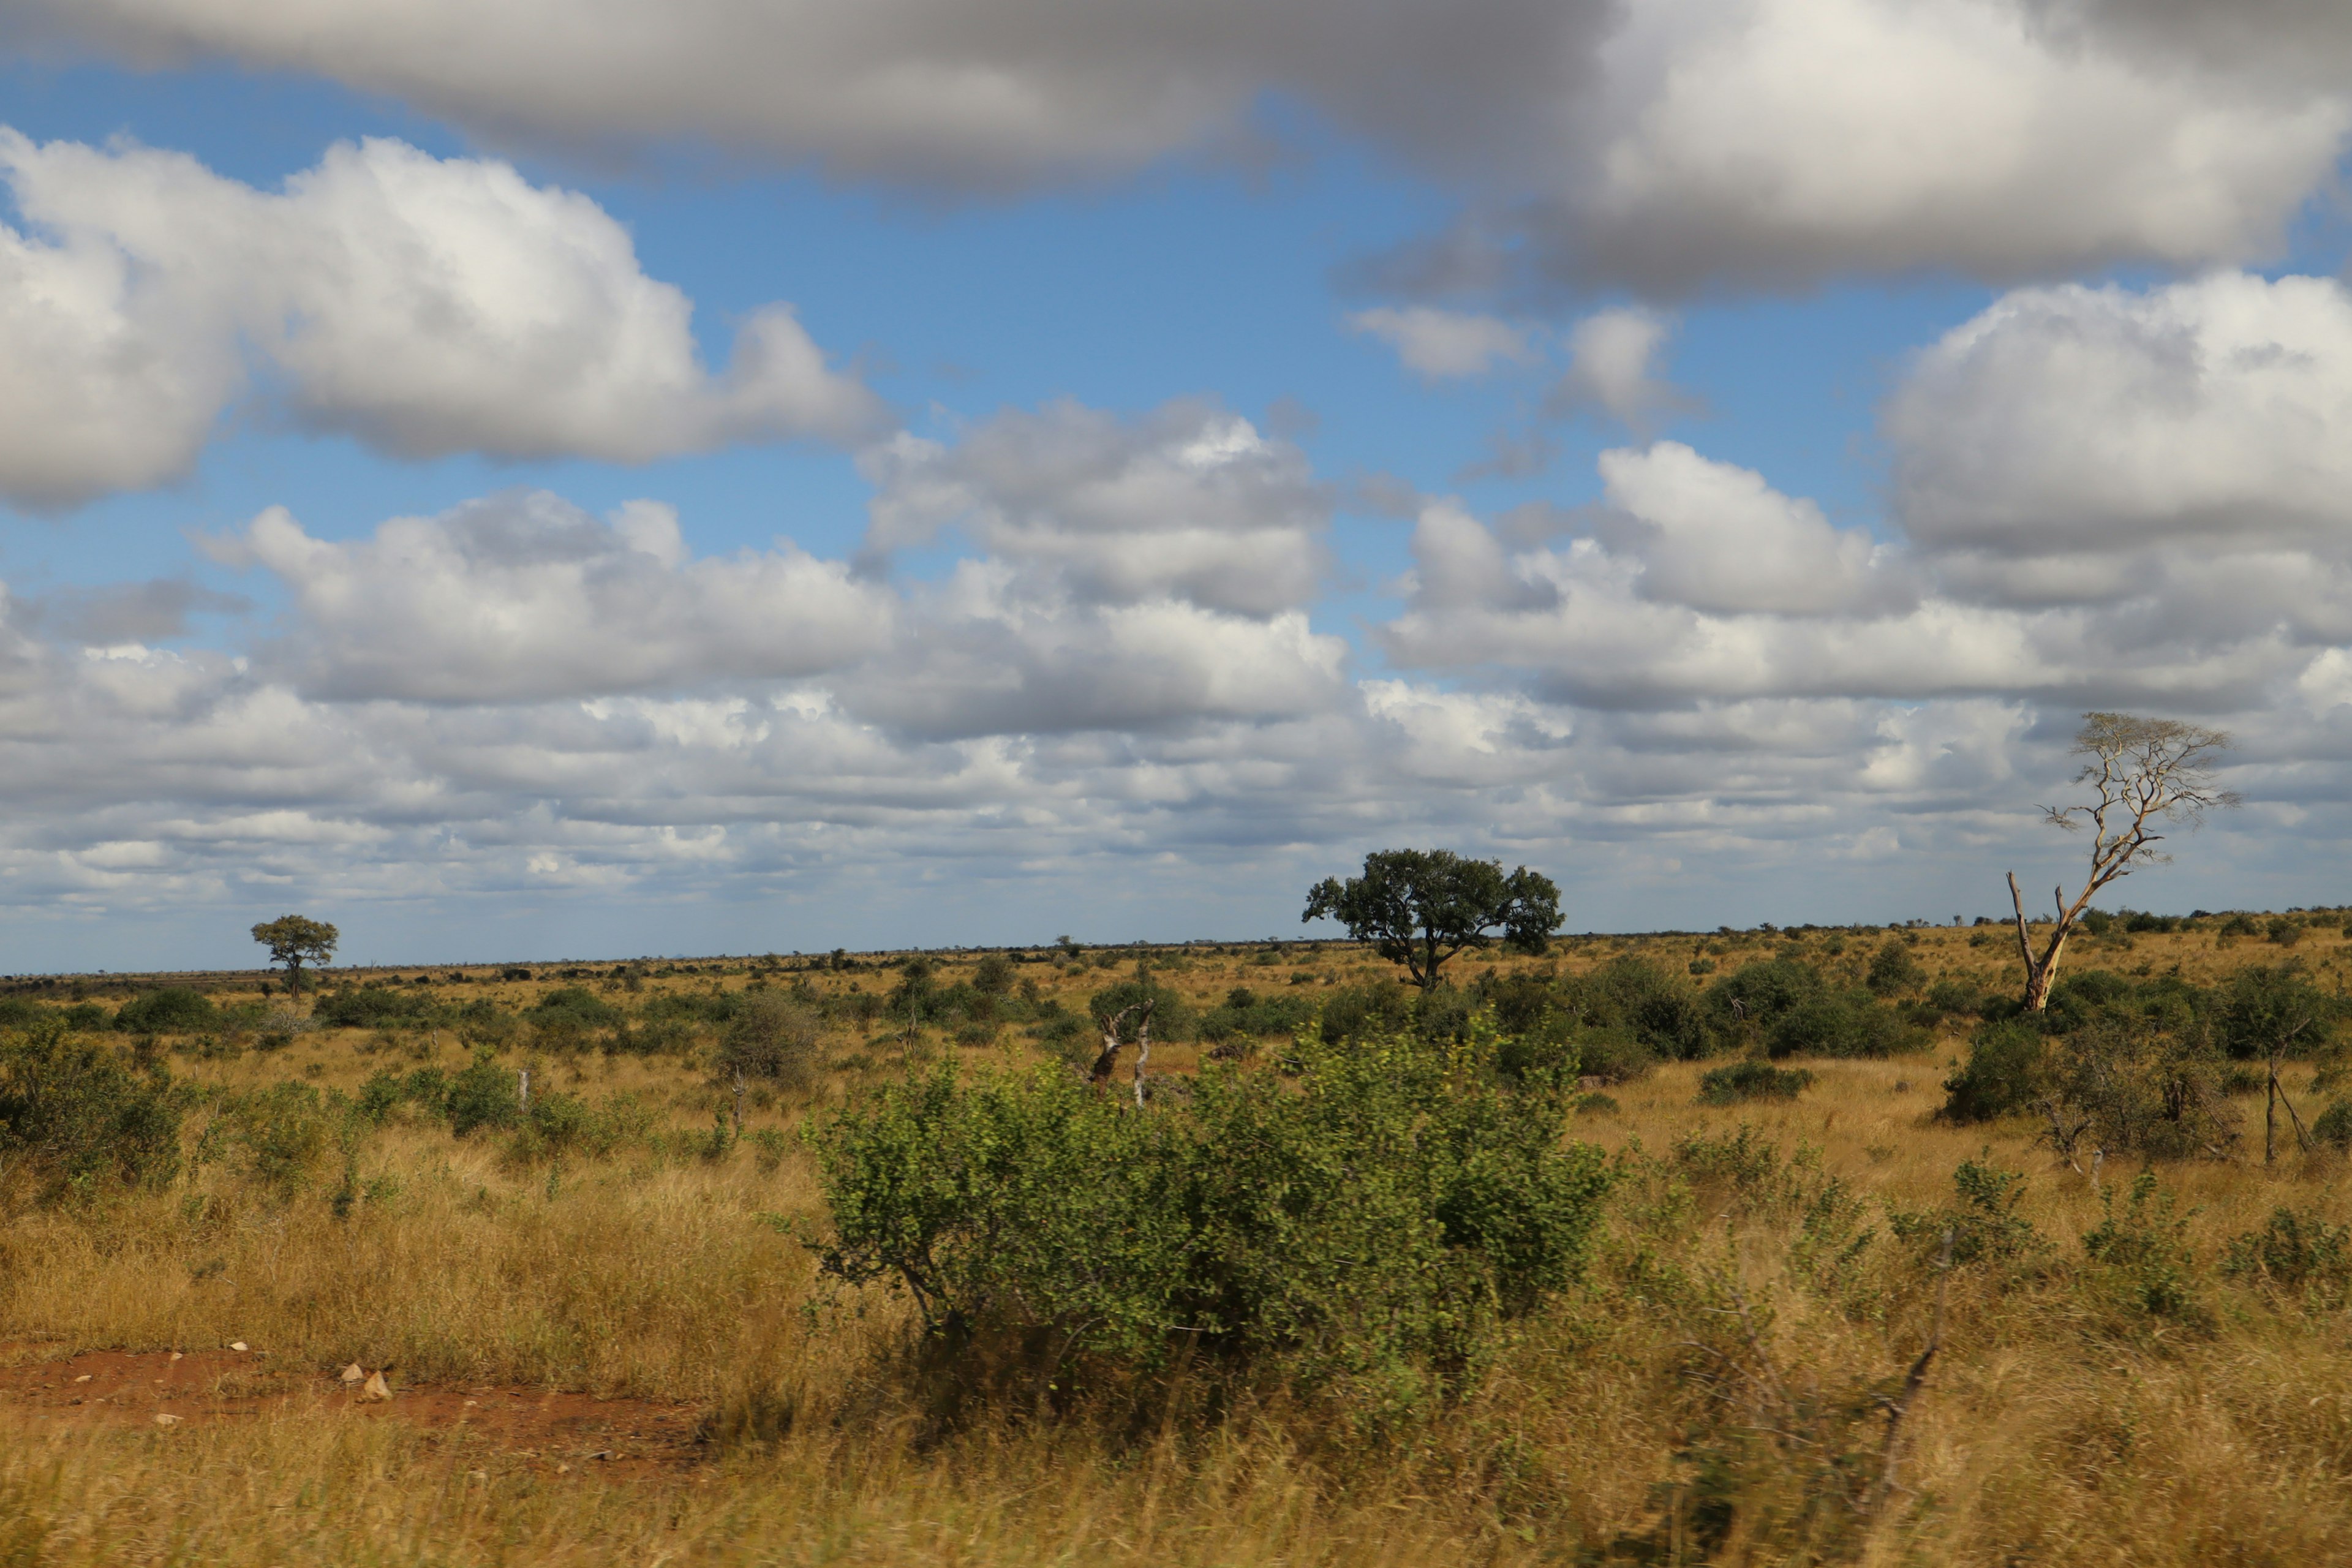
[1087,1000,1156,1109]
[2010,713,2239,1011]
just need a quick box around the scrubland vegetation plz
[7,910,2352,1564]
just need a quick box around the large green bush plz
[807,1023,1612,1421]
[0,1019,183,1199]
[115,987,218,1035]
[1941,1019,2048,1122]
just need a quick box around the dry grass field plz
[5,913,2352,1565]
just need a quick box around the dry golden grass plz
[6,924,2352,1564]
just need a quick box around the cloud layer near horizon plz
[8,277,2352,940]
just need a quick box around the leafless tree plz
[2010,712,2240,1011]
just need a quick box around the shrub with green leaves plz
[0,1018,182,1200]
[1865,940,1926,996]
[115,987,219,1035]
[2222,1206,2352,1307]
[445,1049,524,1137]
[1696,1060,1815,1105]
[1941,1019,2047,1122]
[2315,1098,2352,1152]
[1888,1155,2049,1269]
[2081,1170,2209,1328]
[806,1023,1611,1422]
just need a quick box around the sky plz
[1,1,2351,969]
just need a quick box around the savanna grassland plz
[6,911,2352,1566]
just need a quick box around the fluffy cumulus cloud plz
[860,401,1330,616]
[0,130,880,507]
[21,0,2349,289]
[1890,271,2352,564]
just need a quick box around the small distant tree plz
[251,915,339,997]
[2008,714,2239,1012]
[1303,849,1562,993]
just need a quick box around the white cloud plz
[1548,307,1692,424]
[213,491,895,704]
[1594,442,1892,615]
[0,130,881,507]
[861,400,1329,616]
[1532,0,2350,290]
[1348,306,1536,379]
[1890,271,2352,564]
[20,0,2348,290]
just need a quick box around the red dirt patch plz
[0,1344,706,1476]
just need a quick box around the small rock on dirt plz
[154,1412,181,1428]
[361,1371,393,1402]
[341,1363,366,1384]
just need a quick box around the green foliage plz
[1887,1155,2049,1268]
[1695,1060,1814,1106]
[2215,964,2337,1061]
[1865,939,1926,995]
[207,1082,335,1193]
[501,1090,652,1165]
[250,913,338,995]
[1085,972,1196,1044]
[2315,1098,2352,1152]
[971,954,1016,996]
[2044,1019,2239,1160]
[1706,959,1914,1059]
[2081,1170,2209,1328]
[312,985,439,1030]
[445,1049,524,1137]
[355,1066,450,1125]
[1558,956,1708,1060]
[1316,979,1415,1045]
[1302,848,1562,990]
[115,987,218,1035]
[1196,986,1317,1045]
[717,992,821,1089]
[1941,1018,2047,1122]
[0,1019,183,1199]
[807,1023,1612,1423]
[527,986,623,1051]
[2222,1206,2352,1308]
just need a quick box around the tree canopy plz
[1302,849,1562,991]
[250,914,339,995]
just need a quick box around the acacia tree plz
[2010,713,2239,1012]
[250,914,339,997]
[1303,849,1562,992]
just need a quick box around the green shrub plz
[1696,1061,1814,1105]
[2222,1206,2352,1306]
[502,1090,651,1164]
[115,987,218,1035]
[717,992,821,1090]
[1887,1155,2049,1268]
[312,986,436,1030]
[209,1082,336,1193]
[527,987,622,1051]
[2081,1170,2209,1328]
[1865,940,1926,996]
[1558,957,1709,1059]
[2315,1099,2352,1152]
[806,1025,1611,1423]
[1942,1019,2047,1122]
[445,1050,524,1137]
[0,1019,183,1199]
[1317,979,1414,1045]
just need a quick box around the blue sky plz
[1,2,2350,969]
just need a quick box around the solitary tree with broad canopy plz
[2009,713,2239,1012]
[1303,850,1562,991]
[251,915,339,997]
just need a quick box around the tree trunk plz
[733,1066,745,1136]
[2010,872,2071,1012]
[1132,1013,1152,1109]
[2267,1053,2279,1167]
